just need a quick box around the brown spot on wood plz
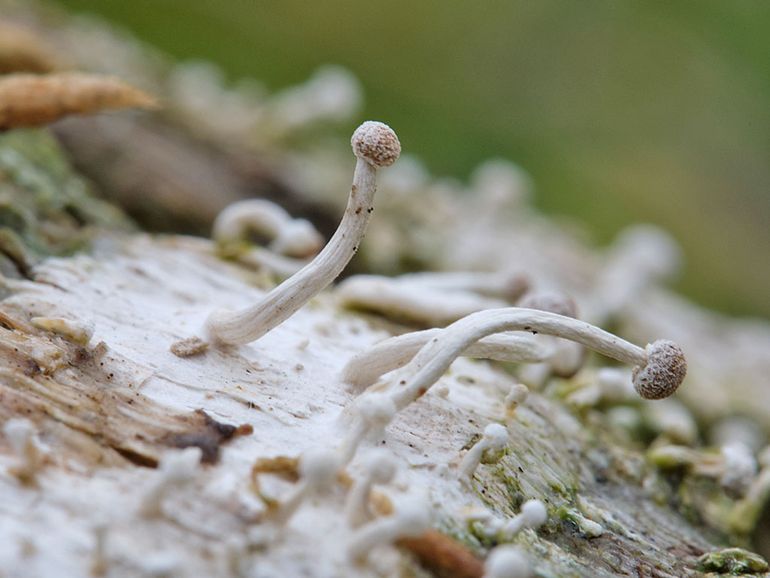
[162,409,252,464]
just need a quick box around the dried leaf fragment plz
[0,72,158,130]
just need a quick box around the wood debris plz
[0,72,157,130]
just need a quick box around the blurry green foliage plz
[56,0,770,317]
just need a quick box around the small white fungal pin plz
[500,499,548,538]
[206,121,400,345]
[347,497,431,563]
[504,383,529,415]
[345,449,398,527]
[3,418,44,486]
[212,198,323,259]
[140,447,201,517]
[339,394,397,463]
[459,423,509,481]
[484,545,532,578]
[273,447,341,524]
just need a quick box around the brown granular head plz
[351,121,401,167]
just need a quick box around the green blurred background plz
[57,0,770,318]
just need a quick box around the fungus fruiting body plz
[500,499,548,538]
[345,450,398,527]
[273,447,341,524]
[140,448,201,518]
[392,270,529,302]
[504,384,529,415]
[339,394,397,463]
[347,499,432,563]
[212,198,323,259]
[589,224,681,323]
[337,274,508,326]
[632,339,688,400]
[342,328,548,390]
[381,308,686,412]
[517,291,585,380]
[3,418,44,486]
[459,423,509,481]
[206,121,400,345]
[484,545,532,578]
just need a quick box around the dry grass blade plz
[0,72,158,130]
[0,21,59,74]
[397,530,485,578]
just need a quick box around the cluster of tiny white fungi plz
[173,120,688,575]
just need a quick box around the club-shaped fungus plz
[206,120,400,345]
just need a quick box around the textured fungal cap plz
[351,121,401,167]
[633,340,687,400]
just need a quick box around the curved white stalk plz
[272,447,340,525]
[206,121,400,345]
[344,450,397,527]
[212,198,323,259]
[458,423,509,481]
[499,499,548,539]
[347,499,431,563]
[384,308,685,411]
[237,246,311,279]
[341,328,549,390]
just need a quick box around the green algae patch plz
[0,129,133,272]
[697,547,769,575]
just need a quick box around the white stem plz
[345,476,376,527]
[238,247,310,278]
[345,452,396,527]
[207,158,377,344]
[342,328,549,389]
[458,442,486,480]
[337,275,507,326]
[388,308,647,411]
[338,419,369,465]
[212,199,292,246]
[347,503,430,563]
[394,271,528,301]
[348,517,403,562]
[272,481,309,524]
